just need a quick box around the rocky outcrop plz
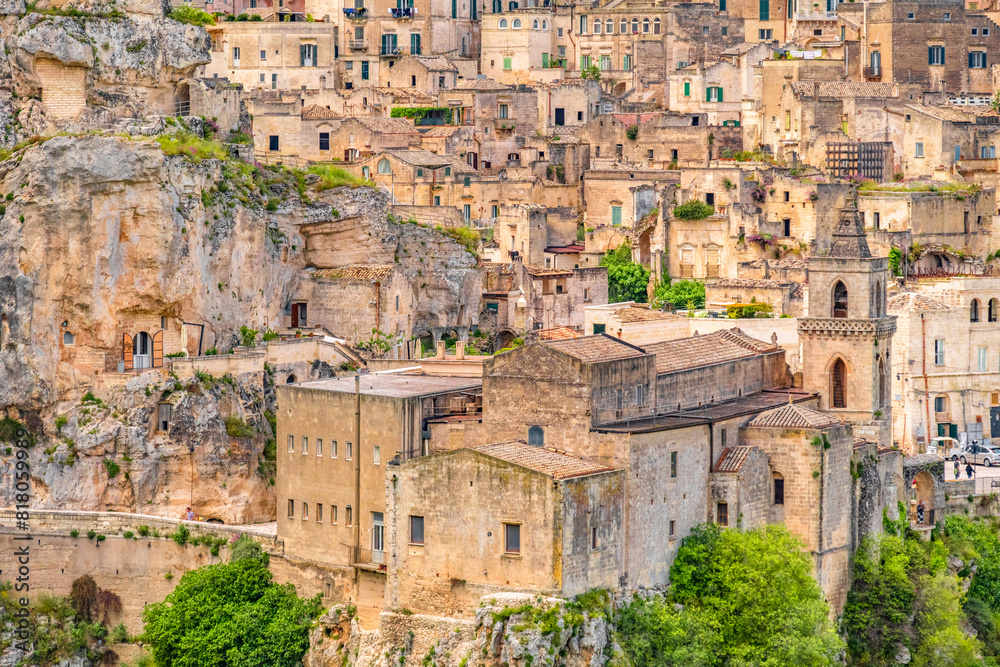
[306,594,612,667]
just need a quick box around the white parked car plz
[928,437,964,460]
[960,444,1000,466]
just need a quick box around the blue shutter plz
[929,46,933,65]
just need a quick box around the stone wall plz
[35,60,86,119]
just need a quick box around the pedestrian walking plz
[954,459,960,479]
[917,500,925,524]
[186,507,195,521]
[967,463,975,479]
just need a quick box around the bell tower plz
[799,203,896,446]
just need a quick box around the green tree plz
[617,524,843,667]
[142,538,322,667]
[653,279,705,311]
[581,64,601,81]
[600,244,649,303]
[912,573,982,667]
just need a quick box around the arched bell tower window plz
[832,359,847,408]
[990,298,998,322]
[832,281,848,318]
[875,280,882,316]
[971,298,980,322]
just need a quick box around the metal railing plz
[343,6,368,17]
[174,100,191,116]
[349,39,367,49]
[347,545,386,568]
[389,6,414,17]
[863,66,881,79]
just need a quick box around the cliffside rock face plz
[306,595,611,667]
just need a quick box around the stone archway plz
[903,457,945,528]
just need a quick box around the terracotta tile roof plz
[414,55,458,71]
[311,265,393,281]
[301,104,339,120]
[456,77,513,91]
[475,441,616,479]
[713,446,752,472]
[525,265,574,277]
[545,334,648,363]
[480,262,515,276]
[353,117,418,133]
[545,244,585,254]
[613,306,682,323]
[537,326,580,341]
[746,403,841,430]
[385,149,453,168]
[420,126,460,137]
[904,103,975,123]
[790,82,898,98]
[712,278,800,290]
[645,328,778,374]
[887,292,952,312]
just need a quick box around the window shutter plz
[970,52,975,68]
[941,47,945,64]
[718,88,723,102]
[929,47,933,65]
[122,333,133,371]
[300,45,305,66]
[152,331,164,368]
[706,87,712,102]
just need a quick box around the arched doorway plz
[528,425,544,446]
[286,374,297,384]
[831,358,847,408]
[913,471,935,526]
[134,332,152,370]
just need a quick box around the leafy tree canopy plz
[600,244,649,304]
[653,279,705,311]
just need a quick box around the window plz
[444,167,451,176]
[302,502,309,520]
[706,86,723,102]
[623,54,632,70]
[558,27,563,36]
[301,436,308,455]
[591,526,599,550]
[499,17,507,28]
[502,57,511,70]
[985,28,991,36]
[600,55,611,70]
[232,46,241,64]
[669,520,675,536]
[833,281,848,318]
[504,523,520,554]
[287,499,294,517]
[759,0,769,20]
[978,347,988,371]
[982,146,997,158]
[300,44,316,67]
[361,60,369,80]
[260,49,266,61]
[373,445,380,465]
[269,135,279,151]
[512,18,521,28]
[721,26,727,35]
[703,25,709,34]
[642,17,649,33]
[935,396,947,413]
[969,51,988,69]
[528,425,544,446]
[915,142,924,158]
[411,33,421,55]
[157,403,172,431]
[332,505,338,523]
[972,299,981,322]
[611,205,622,226]
[346,506,352,525]
[620,18,627,32]
[654,18,660,33]
[832,359,847,408]
[378,158,391,174]
[636,384,645,407]
[346,441,353,460]
[929,46,945,66]
[499,104,508,119]
[759,29,773,40]
[631,18,638,32]
[873,212,880,229]
[934,338,945,365]
[593,18,601,33]
[317,133,330,152]
[580,55,591,70]
[317,503,323,522]
[991,298,999,322]
[580,15,587,33]
[774,475,784,504]
[317,439,323,456]
[683,81,690,97]
[716,502,728,526]
[943,11,950,19]
[670,451,677,478]
[410,516,424,544]
[287,434,294,452]
[332,440,338,457]
[907,11,914,18]
[464,176,470,187]
[542,20,547,28]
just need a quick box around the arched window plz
[532,18,539,29]
[512,17,521,28]
[63,331,75,345]
[498,17,507,28]
[971,298,981,322]
[878,357,888,408]
[593,18,601,33]
[542,19,547,28]
[620,18,627,33]
[833,281,848,318]
[991,298,999,322]
[832,359,847,408]
[631,18,638,32]
[653,17,660,33]
[875,280,882,316]
[642,17,649,33]
[463,176,470,186]
[528,425,544,446]
[773,472,784,505]
[286,374,297,384]
[377,158,391,174]
[302,502,309,519]
[606,18,614,33]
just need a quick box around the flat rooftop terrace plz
[294,372,482,399]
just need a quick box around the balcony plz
[863,66,881,80]
[796,10,837,20]
[494,117,515,132]
[349,39,367,50]
[389,6,415,18]
[342,6,368,18]
[957,157,1000,173]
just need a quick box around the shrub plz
[171,525,191,546]
[653,280,705,311]
[104,460,120,478]
[726,302,773,318]
[306,164,373,190]
[97,534,106,541]
[138,525,151,537]
[87,530,96,539]
[123,531,134,539]
[227,131,253,144]
[238,325,259,348]
[165,351,187,358]
[70,575,98,622]
[111,621,130,644]
[672,200,715,220]
[169,4,216,25]
[155,132,228,163]
[625,124,639,140]
[600,244,649,304]
[55,414,68,431]
[225,416,256,438]
[70,529,79,538]
[204,347,218,356]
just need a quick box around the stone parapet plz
[798,316,897,339]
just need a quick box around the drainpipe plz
[374,281,381,331]
[921,313,932,452]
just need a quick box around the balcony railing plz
[348,545,386,569]
[494,117,515,131]
[343,6,368,17]
[863,66,881,80]
[957,157,999,173]
[796,10,837,20]
[390,6,415,17]
[349,39,367,49]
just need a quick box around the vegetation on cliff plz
[142,537,323,666]
[615,524,844,666]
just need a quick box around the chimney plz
[436,341,446,359]
[456,340,466,360]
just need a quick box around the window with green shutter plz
[503,57,512,70]
[542,52,549,67]
[580,15,586,34]
[611,206,622,226]
[683,81,690,97]
[759,0,769,20]
[452,0,457,17]
[720,0,726,9]
[581,55,591,69]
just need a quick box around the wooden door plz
[122,333,133,371]
[152,330,164,368]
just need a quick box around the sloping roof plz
[537,326,581,341]
[420,126,460,137]
[301,104,339,120]
[475,442,616,479]
[525,266,574,277]
[905,103,975,123]
[414,55,458,71]
[545,334,647,363]
[613,306,682,323]
[384,149,453,168]
[712,278,800,290]
[353,116,418,133]
[545,244,586,254]
[746,403,842,429]
[713,446,752,472]
[887,292,952,312]
[457,77,514,91]
[644,328,778,374]
[311,265,393,281]
[790,82,898,98]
